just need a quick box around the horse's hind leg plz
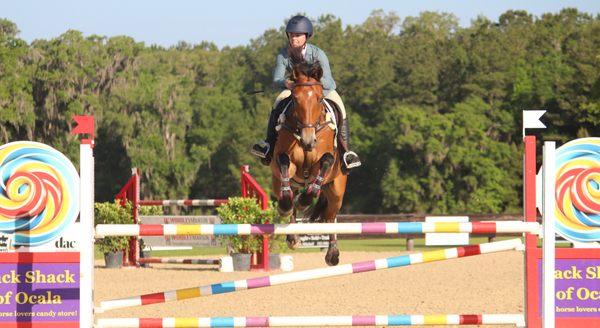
[276,153,300,250]
[308,196,327,223]
[297,153,334,211]
[325,234,340,266]
[322,175,347,266]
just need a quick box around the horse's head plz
[290,61,324,151]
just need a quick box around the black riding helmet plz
[286,15,313,38]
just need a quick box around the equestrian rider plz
[251,15,361,171]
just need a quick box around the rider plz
[251,15,361,171]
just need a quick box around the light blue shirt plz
[272,43,337,91]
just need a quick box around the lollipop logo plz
[0,142,79,247]
[554,137,600,243]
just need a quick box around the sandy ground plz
[94,250,524,327]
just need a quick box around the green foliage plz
[94,201,133,253]
[216,197,278,254]
[0,8,597,214]
[138,205,163,216]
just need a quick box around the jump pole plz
[138,258,221,265]
[95,221,540,238]
[96,313,525,327]
[138,199,229,206]
[97,238,523,312]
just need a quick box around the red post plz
[114,168,141,267]
[241,166,270,271]
[524,135,541,328]
[130,168,140,266]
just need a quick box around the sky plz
[3,0,599,48]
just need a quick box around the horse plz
[270,60,347,266]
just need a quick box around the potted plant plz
[95,201,132,268]
[217,197,278,271]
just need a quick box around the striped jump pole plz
[98,239,523,312]
[95,221,539,238]
[139,199,229,207]
[138,258,221,265]
[96,314,526,327]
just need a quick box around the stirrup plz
[343,151,361,169]
[250,141,270,159]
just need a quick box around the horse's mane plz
[289,47,323,82]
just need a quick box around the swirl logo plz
[0,141,79,247]
[555,137,600,243]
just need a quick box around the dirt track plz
[95,250,524,327]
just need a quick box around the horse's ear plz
[310,62,323,81]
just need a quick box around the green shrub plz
[139,205,162,216]
[217,197,279,254]
[95,201,133,254]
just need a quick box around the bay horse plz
[270,60,347,266]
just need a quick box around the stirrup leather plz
[343,151,361,169]
[250,141,270,159]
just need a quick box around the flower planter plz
[269,253,281,270]
[232,253,251,271]
[104,251,124,268]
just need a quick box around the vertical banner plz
[0,142,80,327]
[537,137,600,326]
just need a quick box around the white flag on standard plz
[523,110,547,129]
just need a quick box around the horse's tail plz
[309,194,328,223]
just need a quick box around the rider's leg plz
[324,90,361,170]
[251,90,292,164]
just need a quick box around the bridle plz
[281,81,333,138]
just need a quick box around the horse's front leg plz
[276,153,294,217]
[297,153,334,210]
[277,153,300,250]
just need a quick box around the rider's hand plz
[285,80,295,90]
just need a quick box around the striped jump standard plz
[96,313,525,327]
[98,239,523,312]
[95,221,540,238]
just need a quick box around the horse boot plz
[338,118,361,172]
[251,108,280,165]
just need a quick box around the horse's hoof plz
[325,248,340,266]
[286,235,299,250]
[278,193,293,216]
[294,194,308,212]
[296,192,311,207]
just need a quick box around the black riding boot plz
[250,109,278,165]
[338,118,361,171]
